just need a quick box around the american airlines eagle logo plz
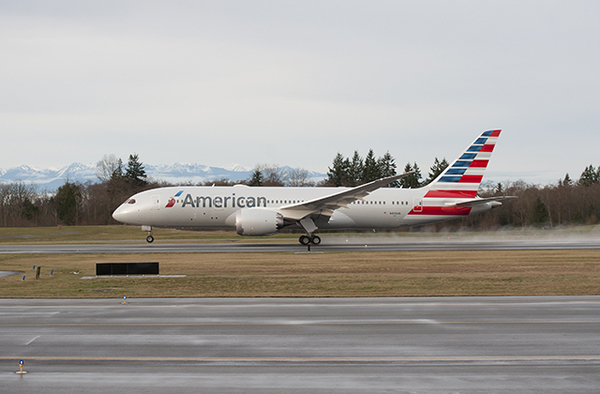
[165,190,184,208]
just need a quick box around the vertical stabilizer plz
[407,130,502,220]
[424,129,501,197]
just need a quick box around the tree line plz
[0,154,151,227]
[464,170,600,230]
[2,150,600,230]
[324,149,449,188]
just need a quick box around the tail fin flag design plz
[408,129,502,218]
[427,129,500,194]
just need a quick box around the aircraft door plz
[151,195,160,210]
[413,198,423,213]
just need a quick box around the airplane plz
[112,129,515,245]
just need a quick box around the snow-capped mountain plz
[0,162,326,191]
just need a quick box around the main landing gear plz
[299,235,321,245]
[298,217,320,246]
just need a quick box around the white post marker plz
[16,359,27,374]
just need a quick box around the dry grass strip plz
[1,249,599,298]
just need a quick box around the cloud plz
[1,1,599,184]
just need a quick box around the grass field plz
[1,225,599,298]
[1,249,599,298]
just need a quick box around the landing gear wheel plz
[146,235,155,243]
[299,235,311,245]
[310,235,321,245]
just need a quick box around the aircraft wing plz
[447,195,518,208]
[278,172,414,221]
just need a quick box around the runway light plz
[16,359,27,375]
[122,296,127,305]
[22,276,25,281]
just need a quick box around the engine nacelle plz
[235,208,283,236]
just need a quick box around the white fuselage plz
[112,185,492,231]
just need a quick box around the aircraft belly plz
[324,208,404,229]
[147,207,233,228]
[321,210,356,229]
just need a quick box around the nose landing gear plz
[142,225,154,243]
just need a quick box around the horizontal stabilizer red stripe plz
[469,160,488,168]
[424,190,478,198]
[409,206,472,216]
[480,144,495,152]
[459,175,483,183]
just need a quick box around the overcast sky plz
[1,1,599,184]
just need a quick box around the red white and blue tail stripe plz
[407,129,501,219]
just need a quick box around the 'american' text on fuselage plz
[179,194,267,209]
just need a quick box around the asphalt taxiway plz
[1,296,600,393]
[1,236,600,254]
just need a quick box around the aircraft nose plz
[113,207,125,223]
[112,200,139,224]
[112,204,128,223]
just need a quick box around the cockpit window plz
[127,199,136,204]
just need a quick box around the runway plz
[2,236,600,254]
[1,296,600,393]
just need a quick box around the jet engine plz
[235,208,284,236]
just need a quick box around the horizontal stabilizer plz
[446,196,517,208]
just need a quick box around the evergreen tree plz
[125,154,148,189]
[378,151,397,177]
[559,173,573,187]
[326,153,350,186]
[378,151,398,187]
[20,198,39,221]
[361,149,380,183]
[579,165,599,187]
[424,157,449,185]
[248,167,264,186]
[400,162,422,188]
[348,151,363,186]
[55,181,81,225]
